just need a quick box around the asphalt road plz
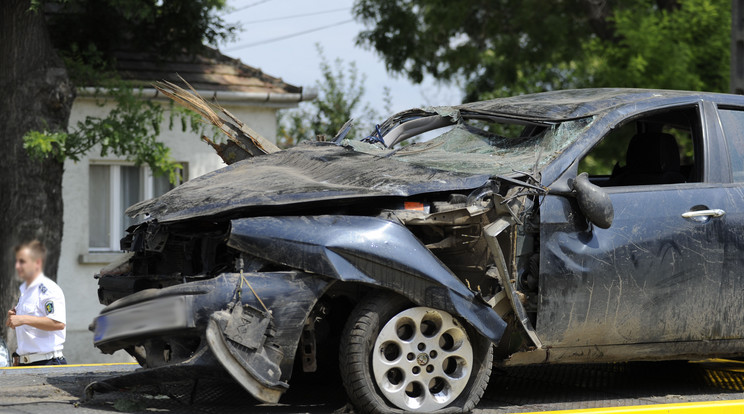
[2,359,744,413]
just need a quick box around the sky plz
[219,0,463,119]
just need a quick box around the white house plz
[57,48,314,363]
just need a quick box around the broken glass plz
[347,116,595,176]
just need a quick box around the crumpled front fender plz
[228,215,506,344]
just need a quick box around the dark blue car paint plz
[535,93,744,360]
[94,271,332,383]
[228,215,507,344]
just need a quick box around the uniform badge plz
[39,284,48,294]
[44,300,54,315]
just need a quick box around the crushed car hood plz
[127,142,492,222]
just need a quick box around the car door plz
[710,103,744,338]
[536,103,730,348]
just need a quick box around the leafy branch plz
[23,81,205,184]
[277,45,391,148]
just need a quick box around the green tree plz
[277,46,389,148]
[353,0,730,100]
[0,0,232,342]
[353,0,729,177]
[581,0,729,92]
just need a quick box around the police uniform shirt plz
[15,273,66,355]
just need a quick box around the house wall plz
[57,96,282,363]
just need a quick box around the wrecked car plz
[90,88,744,413]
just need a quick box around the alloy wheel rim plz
[371,307,474,412]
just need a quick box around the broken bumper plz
[91,271,332,403]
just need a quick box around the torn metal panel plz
[91,271,332,402]
[484,219,542,350]
[206,315,286,403]
[228,215,507,344]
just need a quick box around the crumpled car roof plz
[127,142,491,222]
[445,88,705,121]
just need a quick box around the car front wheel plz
[339,293,493,413]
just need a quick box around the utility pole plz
[733,0,744,93]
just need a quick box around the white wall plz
[57,96,284,363]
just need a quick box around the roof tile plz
[110,47,301,94]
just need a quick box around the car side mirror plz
[567,172,614,229]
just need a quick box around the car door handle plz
[681,209,726,219]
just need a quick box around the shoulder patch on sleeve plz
[39,284,48,294]
[44,299,54,315]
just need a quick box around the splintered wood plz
[154,76,280,164]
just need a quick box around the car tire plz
[339,293,493,413]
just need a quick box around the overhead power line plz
[224,18,354,51]
[239,7,349,24]
[229,0,274,14]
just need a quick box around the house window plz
[88,163,186,251]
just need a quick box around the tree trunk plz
[0,0,74,345]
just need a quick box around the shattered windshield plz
[346,116,595,176]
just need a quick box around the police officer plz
[5,240,67,366]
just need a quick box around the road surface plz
[2,359,744,413]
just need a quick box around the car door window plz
[578,106,700,186]
[717,108,744,182]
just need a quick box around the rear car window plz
[717,108,744,182]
